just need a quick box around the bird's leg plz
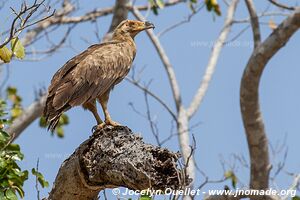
[82,101,103,124]
[97,91,120,129]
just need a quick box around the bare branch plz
[186,0,239,119]
[267,0,295,11]
[245,0,261,48]
[27,25,75,55]
[240,6,300,192]
[126,77,177,120]
[131,7,182,112]
[35,159,41,200]
[0,0,54,48]
[157,4,204,38]
[35,0,183,25]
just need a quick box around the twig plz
[35,158,41,200]
[157,4,204,38]
[126,77,176,120]
[267,0,295,11]
[143,86,161,146]
[0,0,55,48]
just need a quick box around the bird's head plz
[112,20,155,40]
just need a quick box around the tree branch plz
[108,0,129,32]
[245,0,261,49]
[186,0,239,118]
[6,95,46,142]
[21,0,183,47]
[45,126,190,200]
[103,0,129,41]
[267,0,295,11]
[240,5,300,195]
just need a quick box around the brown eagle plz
[44,20,155,131]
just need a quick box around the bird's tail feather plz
[47,114,61,132]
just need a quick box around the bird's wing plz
[50,42,134,110]
[48,43,110,92]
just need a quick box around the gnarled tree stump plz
[45,126,190,200]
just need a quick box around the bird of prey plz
[44,20,155,132]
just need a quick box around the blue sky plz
[0,0,299,199]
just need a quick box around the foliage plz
[10,38,25,60]
[205,0,221,16]
[0,100,28,199]
[148,0,164,15]
[0,46,13,63]
[31,168,49,188]
[148,0,221,15]
[0,37,25,63]
[224,170,237,189]
[140,194,152,200]
[6,87,23,121]
[0,100,49,199]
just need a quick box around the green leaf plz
[156,0,164,9]
[0,131,10,142]
[11,38,25,59]
[205,0,221,16]
[0,46,13,63]
[11,107,22,119]
[56,126,64,138]
[39,116,47,128]
[5,189,17,200]
[59,114,69,125]
[140,194,152,200]
[6,143,21,152]
[14,186,25,199]
[6,87,17,96]
[152,6,159,15]
[0,191,5,199]
[32,168,49,188]
[149,0,159,15]
[292,196,300,200]
[6,87,22,104]
[224,170,237,189]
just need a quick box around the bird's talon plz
[105,120,120,127]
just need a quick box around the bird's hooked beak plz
[143,21,155,30]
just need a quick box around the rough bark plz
[245,0,261,48]
[45,126,190,200]
[240,6,300,199]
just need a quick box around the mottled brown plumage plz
[44,20,154,131]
